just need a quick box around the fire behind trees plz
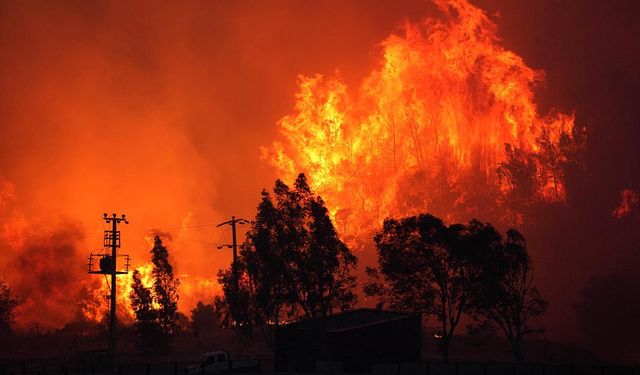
[129,235,181,354]
[215,173,546,362]
[215,173,358,349]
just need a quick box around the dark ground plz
[0,324,610,375]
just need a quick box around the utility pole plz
[217,215,250,357]
[87,213,130,366]
[104,213,128,363]
[217,216,251,286]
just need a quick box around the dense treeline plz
[364,214,546,362]
[215,173,547,362]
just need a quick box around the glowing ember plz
[264,0,580,237]
[613,189,640,218]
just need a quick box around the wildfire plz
[81,262,152,324]
[80,229,222,325]
[264,0,581,237]
[81,262,222,324]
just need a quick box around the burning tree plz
[216,174,358,347]
[129,235,180,353]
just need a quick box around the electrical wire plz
[0,219,252,255]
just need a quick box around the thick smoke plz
[10,228,87,329]
[0,183,90,329]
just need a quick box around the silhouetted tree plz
[175,312,190,332]
[150,235,180,335]
[367,214,492,361]
[285,174,358,318]
[472,228,547,363]
[191,302,217,332]
[240,189,293,349]
[0,278,18,338]
[129,236,180,353]
[217,173,357,347]
[214,262,253,331]
[191,301,217,345]
[130,270,164,353]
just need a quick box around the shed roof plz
[284,308,417,332]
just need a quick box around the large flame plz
[82,259,221,324]
[264,0,578,237]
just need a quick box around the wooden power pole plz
[87,213,130,366]
[217,215,250,357]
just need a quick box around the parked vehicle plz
[185,351,260,374]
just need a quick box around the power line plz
[0,221,249,246]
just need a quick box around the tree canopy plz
[0,278,18,339]
[470,228,547,363]
[366,213,546,362]
[150,235,180,334]
[129,235,180,353]
[216,173,357,347]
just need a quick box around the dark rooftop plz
[285,308,417,332]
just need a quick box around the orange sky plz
[0,0,438,330]
[1,0,640,352]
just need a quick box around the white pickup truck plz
[185,351,260,374]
